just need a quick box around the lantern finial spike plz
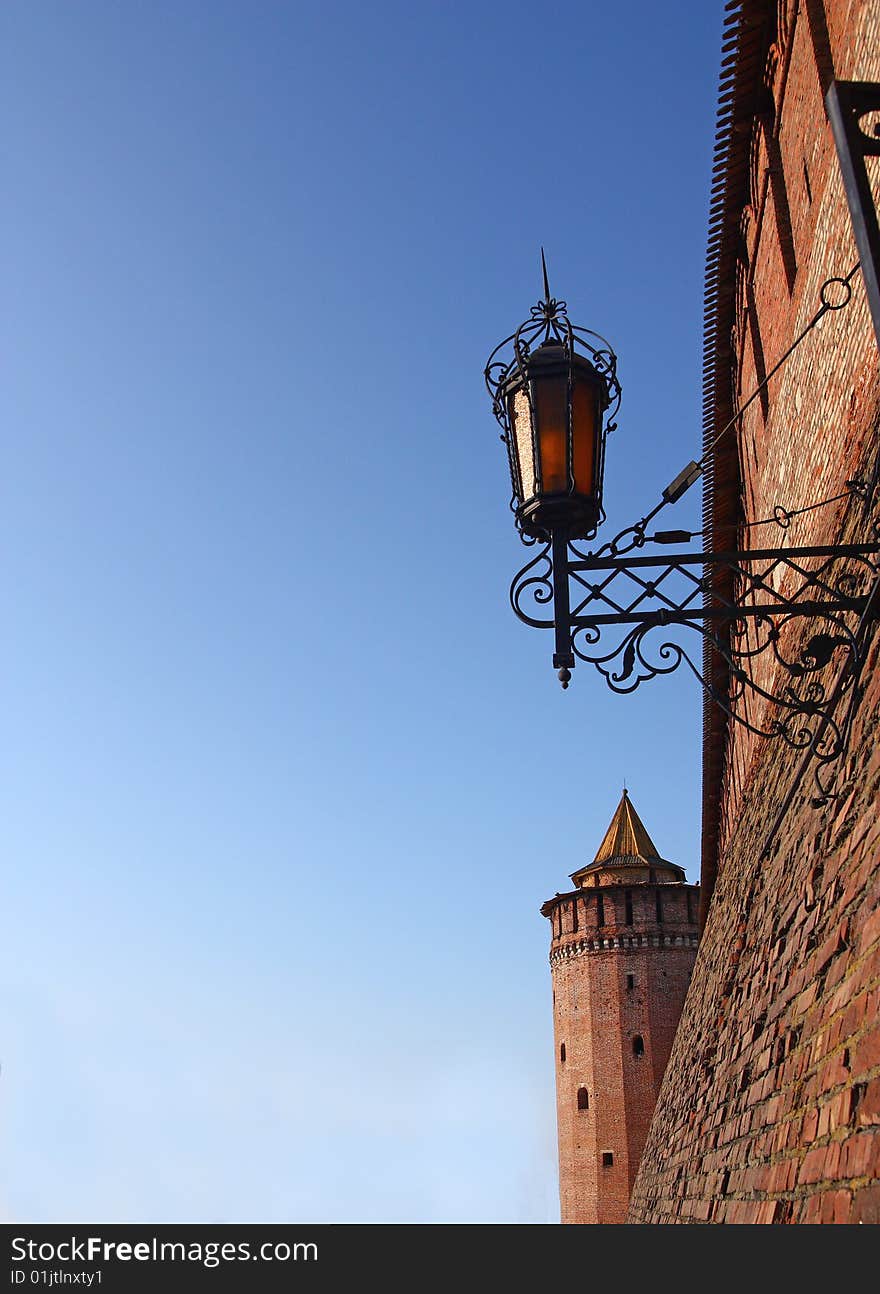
[541,247,552,305]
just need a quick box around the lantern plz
[485,260,620,542]
[503,339,610,539]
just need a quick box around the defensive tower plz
[541,790,699,1223]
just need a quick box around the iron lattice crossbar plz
[565,545,878,626]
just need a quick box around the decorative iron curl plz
[573,515,653,563]
[484,291,622,461]
[509,542,555,629]
[566,578,874,803]
[572,621,693,693]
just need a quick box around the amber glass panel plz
[571,378,598,495]
[532,373,568,493]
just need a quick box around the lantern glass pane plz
[571,377,598,495]
[510,387,536,501]
[533,373,568,494]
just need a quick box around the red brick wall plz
[546,885,699,1223]
[628,0,880,1224]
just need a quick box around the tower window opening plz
[626,973,635,991]
[572,899,579,933]
[655,891,663,923]
[602,1152,614,1167]
[624,890,633,925]
[560,1042,566,1063]
[686,889,695,924]
[577,1086,589,1111]
[596,892,605,926]
[633,1034,645,1057]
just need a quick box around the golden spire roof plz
[568,789,683,887]
[592,788,662,863]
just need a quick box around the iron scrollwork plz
[509,507,880,803]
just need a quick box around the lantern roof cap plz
[569,789,686,885]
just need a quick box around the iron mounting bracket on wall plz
[826,79,880,348]
[511,484,880,804]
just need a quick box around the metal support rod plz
[567,542,880,572]
[826,79,880,349]
[569,598,870,628]
[551,528,575,674]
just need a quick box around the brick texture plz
[627,0,880,1224]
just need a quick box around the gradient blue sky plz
[3,1,722,1222]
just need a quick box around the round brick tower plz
[541,789,700,1224]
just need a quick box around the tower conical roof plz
[592,789,661,863]
[569,789,684,886]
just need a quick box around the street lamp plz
[485,251,620,543]
[484,254,880,808]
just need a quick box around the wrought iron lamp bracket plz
[509,489,880,803]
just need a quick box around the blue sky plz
[2,1,722,1222]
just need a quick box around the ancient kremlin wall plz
[628,0,880,1223]
[543,793,699,1223]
